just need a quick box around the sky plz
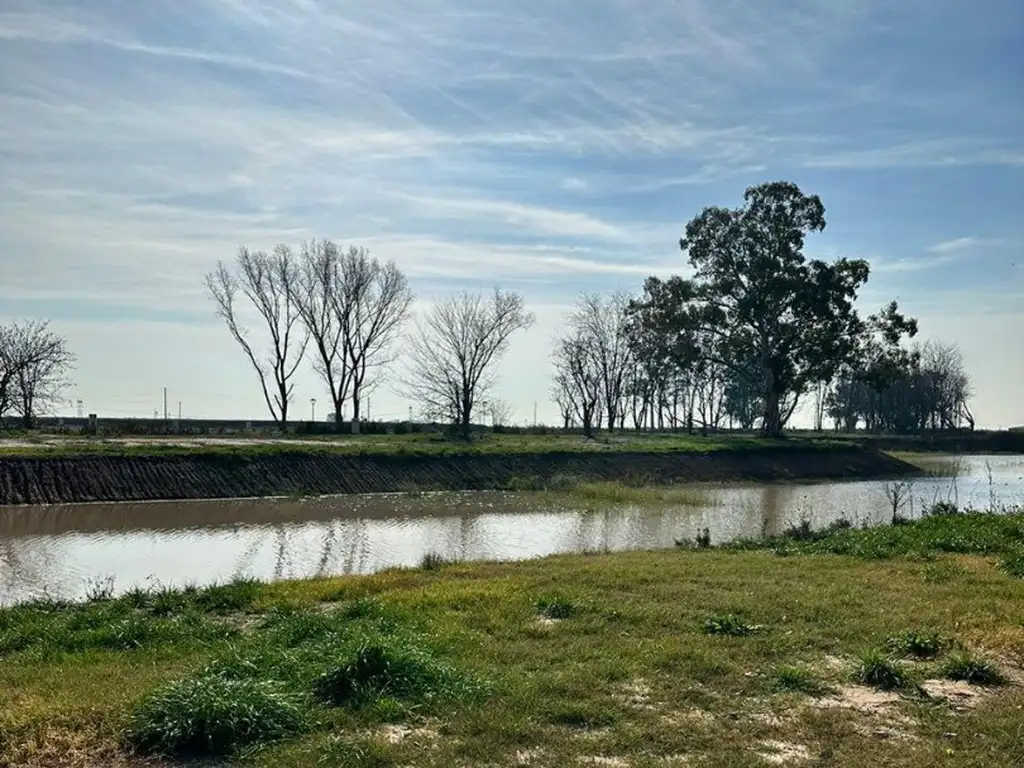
[0,0,1022,428]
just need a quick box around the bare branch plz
[206,246,309,428]
[401,288,534,439]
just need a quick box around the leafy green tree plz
[678,181,874,437]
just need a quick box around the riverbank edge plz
[0,445,916,505]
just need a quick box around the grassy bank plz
[2,512,1022,767]
[0,432,834,459]
[0,445,914,505]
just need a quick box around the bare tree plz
[0,323,18,423]
[551,332,602,438]
[883,478,914,524]
[573,293,632,434]
[206,246,309,428]
[488,398,513,429]
[293,240,349,429]
[0,320,75,428]
[338,248,413,434]
[403,289,534,439]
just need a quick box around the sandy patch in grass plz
[814,685,902,715]
[376,723,441,745]
[919,679,990,710]
[579,757,630,767]
[615,679,655,711]
[757,740,811,764]
[660,709,715,727]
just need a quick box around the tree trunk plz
[351,392,361,435]
[761,389,783,438]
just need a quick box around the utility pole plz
[408,405,413,423]
[310,397,316,422]
[163,387,168,421]
[367,398,371,421]
[533,402,537,427]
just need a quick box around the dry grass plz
[1,534,1023,766]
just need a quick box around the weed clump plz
[886,630,944,659]
[195,578,261,613]
[854,648,908,690]
[703,613,762,637]
[536,596,577,620]
[313,640,481,707]
[940,650,1006,686]
[129,675,308,758]
[419,551,451,571]
[768,665,831,696]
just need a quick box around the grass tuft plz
[195,578,261,614]
[419,551,451,571]
[886,630,944,659]
[854,648,908,690]
[535,596,577,620]
[939,650,1006,686]
[768,664,831,696]
[703,613,761,636]
[313,639,482,708]
[128,675,308,758]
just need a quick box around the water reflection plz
[1,455,1020,604]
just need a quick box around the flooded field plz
[1,455,1021,604]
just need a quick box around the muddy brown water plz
[1,455,1021,604]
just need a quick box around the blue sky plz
[1,0,1021,426]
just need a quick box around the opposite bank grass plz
[0,512,1022,767]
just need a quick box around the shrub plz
[703,613,761,637]
[886,630,944,659]
[854,648,908,690]
[84,576,116,602]
[768,665,830,696]
[940,650,1006,686]
[536,597,577,620]
[129,675,308,758]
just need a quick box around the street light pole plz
[310,398,317,422]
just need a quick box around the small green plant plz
[195,578,261,614]
[940,650,1006,686]
[886,630,943,659]
[696,528,712,549]
[703,613,761,636]
[998,550,1024,579]
[129,675,308,758]
[536,596,577,620]
[768,664,830,696]
[84,576,116,602]
[854,648,908,690]
[148,586,190,617]
[419,551,450,571]
[926,501,961,517]
[784,517,816,542]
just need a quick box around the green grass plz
[767,664,832,696]
[2,515,1023,766]
[128,676,308,758]
[703,613,763,636]
[939,650,1007,686]
[0,431,850,460]
[886,630,945,659]
[730,507,1024,559]
[854,648,909,690]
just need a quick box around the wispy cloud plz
[0,0,1022,425]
